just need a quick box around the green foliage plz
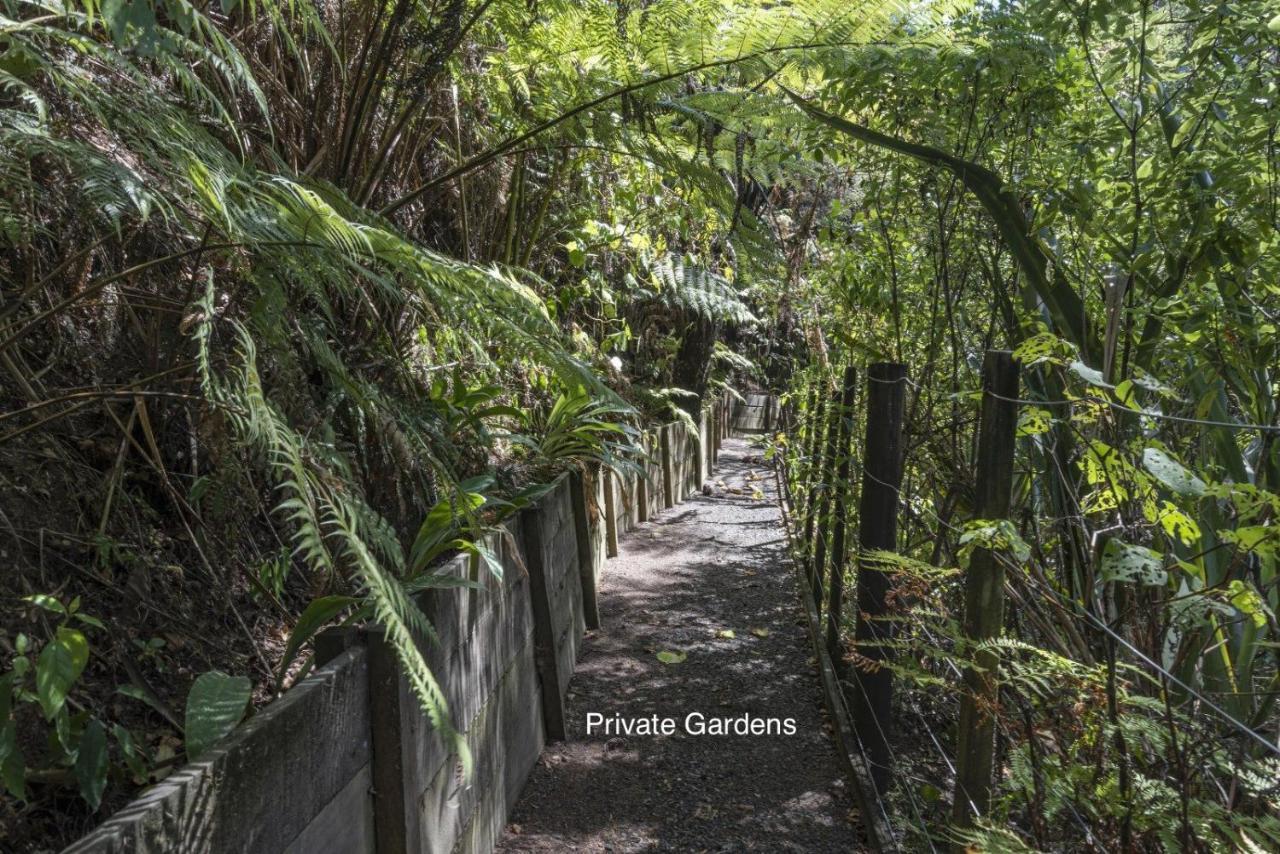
[184,672,251,761]
[1,597,147,810]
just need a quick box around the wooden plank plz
[417,631,543,854]
[283,764,374,854]
[64,648,371,854]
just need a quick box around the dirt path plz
[496,438,866,853]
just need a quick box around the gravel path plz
[496,438,867,853]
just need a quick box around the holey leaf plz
[1142,448,1206,497]
[185,672,251,760]
[1100,540,1167,587]
[1017,407,1053,437]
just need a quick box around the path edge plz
[774,461,897,852]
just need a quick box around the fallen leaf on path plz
[750,627,770,638]
[656,650,687,664]
[714,629,736,639]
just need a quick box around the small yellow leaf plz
[750,627,770,638]
[715,629,736,639]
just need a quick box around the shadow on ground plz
[496,439,868,853]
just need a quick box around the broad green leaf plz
[185,671,251,760]
[1156,502,1201,546]
[1226,580,1272,628]
[1220,526,1279,559]
[74,719,109,810]
[1142,448,1206,496]
[23,594,66,615]
[0,722,24,801]
[1012,332,1072,366]
[36,627,89,720]
[1069,360,1113,389]
[655,650,687,664]
[1099,540,1167,586]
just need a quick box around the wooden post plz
[571,469,602,629]
[710,406,720,462]
[952,350,1019,837]
[601,468,619,559]
[366,629,411,853]
[801,390,829,602]
[700,410,711,482]
[637,432,651,524]
[798,381,822,526]
[520,505,567,741]
[660,424,675,508]
[314,625,361,667]
[824,366,858,677]
[809,385,840,610]
[851,362,907,795]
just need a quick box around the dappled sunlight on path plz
[496,439,867,853]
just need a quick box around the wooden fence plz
[776,355,1021,852]
[65,399,734,854]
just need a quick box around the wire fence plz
[768,360,1280,852]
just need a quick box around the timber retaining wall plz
[66,398,738,854]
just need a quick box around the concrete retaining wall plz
[66,400,734,854]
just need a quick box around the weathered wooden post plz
[660,424,675,508]
[636,431,651,523]
[711,404,721,461]
[810,378,842,611]
[952,350,1019,838]
[698,409,709,485]
[798,380,822,527]
[601,468,619,558]
[824,366,858,677]
[851,361,907,795]
[801,389,829,601]
[571,469,603,628]
[366,629,411,853]
[520,503,568,741]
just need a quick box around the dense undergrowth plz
[1,0,1276,850]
